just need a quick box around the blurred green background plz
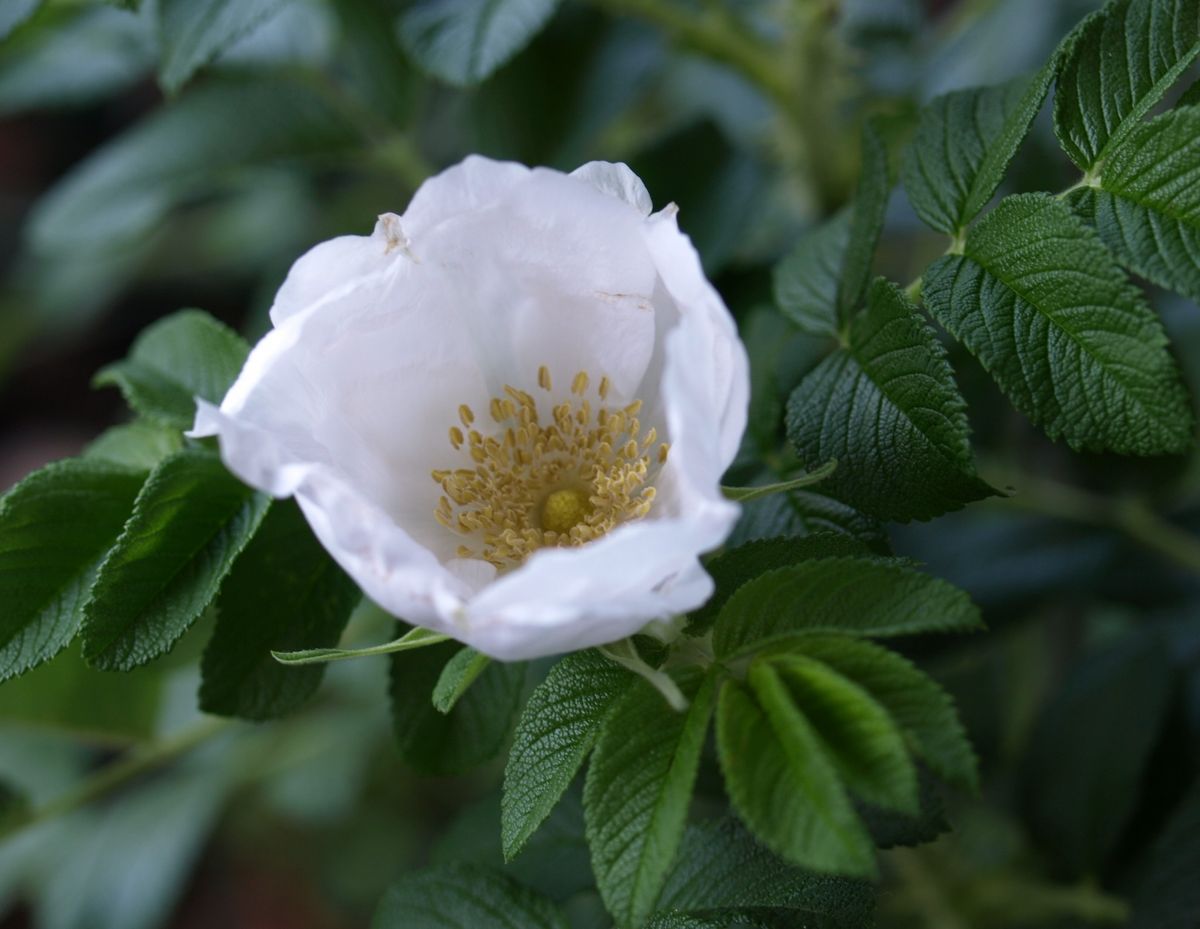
[2,0,1199,927]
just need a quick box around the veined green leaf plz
[94,309,249,428]
[81,448,269,671]
[924,193,1193,455]
[84,421,183,471]
[838,123,889,324]
[794,636,979,792]
[786,278,993,522]
[712,556,982,659]
[773,210,850,337]
[1073,105,1200,303]
[199,501,360,720]
[1054,0,1200,171]
[770,654,918,815]
[398,0,562,87]
[585,671,715,927]
[717,670,875,876]
[372,863,568,929]
[0,459,144,682]
[157,0,286,93]
[502,650,628,860]
[432,647,490,714]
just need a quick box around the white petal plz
[570,161,654,216]
[401,154,531,239]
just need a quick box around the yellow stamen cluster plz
[432,367,669,568]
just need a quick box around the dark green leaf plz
[656,818,875,927]
[584,671,715,927]
[1054,0,1200,171]
[728,488,889,553]
[398,0,563,86]
[157,0,286,93]
[838,123,889,323]
[391,640,527,775]
[330,0,416,127]
[81,448,268,671]
[717,670,875,876]
[433,647,491,714]
[84,421,183,471]
[502,650,628,860]
[373,863,568,929]
[924,193,1193,455]
[1127,781,1200,929]
[1022,631,1173,874]
[770,654,918,815]
[713,556,982,659]
[903,64,1056,234]
[94,310,250,428]
[794,636,979,792]
[28,76,361,253]
[0,776,29,833]
[773,211,850,337]
[0,459,144,682]
[857,766,949,850]
[687,533,870,638]
[199,501,360,720]
[1073,105,1200,303]
[787,278,993,521]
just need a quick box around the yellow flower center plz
[432,366,669,568]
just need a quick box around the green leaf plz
[273,625,450,665]
[199,501,360,720]
[923,193,1193,455]
[373,863,568,929]
[717,670,875,876]
[769,654,918,815]
[502,650,627,860]
[84,421,183,471]
[391,641,527,775]
[712,556,983,659]
[786,278,993,522]
[728,487,889,553]
[0,0,40,43]
[687,533,870,638]
[838,123,889,323]
[902,64,1056,234]
[28,76,360,253]
[794,636,979,792]
[584,671,715,927]
[398,0,563,87]
[1127,781,1200,929]
[1072,106,1200,303]
[433,647,491,714]
[857,767,950,850]
[1022,631,1173,874]
[0,776,29,833]
[773,210,850,337]
[0,459,145,682]
[94,310,250,428]
[1054,0,1200,171]
[655,818,875,926]
[157,0,286,93]
[80,448,268,671]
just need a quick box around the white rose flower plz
[191,156,749,661]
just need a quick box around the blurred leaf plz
[712,556,982,659]
[717,668,875,876]
[331,0,415,127]
[0,777,28,832]
[687,533,870,638]
[81,448,269,671]
[1127,780,1200,929]
[839,123,889,323]
[655,817,875,927]
[0,643,163,741]
[773,211,850,337]
[502,650,628,860]
[902,65,1055,235]
[0,5,153,116]
[1072,105,1200,303]
[374,863,568,929]
[391,641,526,775]
[0,459,144,682]
[794,636,978,792]
[28,75,362,254]
[94,309,249,428]
[0,0,40,42]
[157,0,286,93]
[924,193,1193,455]
[199,500,360,720]
[1023,631,1173,875]
[786,279,993,521]
[83,421,183,471]
[432,647,490,714]
[585,672,715,927]
[398,0,563,86]
[1054,0,1200,171]
[857,767,949,850]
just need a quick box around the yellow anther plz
[538,365,552,391]
[598,376,611,400]
[459,404,475,426]
[449,426,464,449]
[658,444,670,463]
[571,371,589,395]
